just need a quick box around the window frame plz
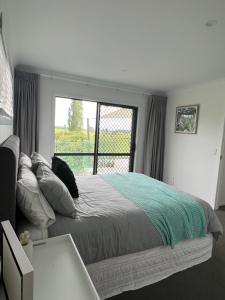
[54,98,138,175]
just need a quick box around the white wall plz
[39,76,148,172]
[164,78,225,208]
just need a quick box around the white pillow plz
[19,152,32,169]
[17,167,56,228]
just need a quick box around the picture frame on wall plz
[175,104,200,134]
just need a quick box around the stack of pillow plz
[17,152,79,230]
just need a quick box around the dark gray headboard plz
[0,135,20,228]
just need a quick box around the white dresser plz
[33,234,100,300]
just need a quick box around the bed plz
[0,135,223,299]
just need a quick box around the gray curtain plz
[143,95,167,181]
[14,70,39,155]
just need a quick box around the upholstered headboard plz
[0,135,20,228]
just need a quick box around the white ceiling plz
[4,0,225,91]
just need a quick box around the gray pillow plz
[17,167,56,228]
[31,152,51,172]
[19,152,32,169]
[36,164,76,218]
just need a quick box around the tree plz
[68,101,83,130]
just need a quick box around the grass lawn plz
[54,128,131,175]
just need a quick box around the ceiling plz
[4,0,225,91]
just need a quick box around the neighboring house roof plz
[101,108,132,119]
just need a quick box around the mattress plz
[87,234,213,299]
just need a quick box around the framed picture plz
[175,105,199,134]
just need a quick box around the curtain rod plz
[39,72,152,97]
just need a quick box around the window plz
[54,97,137,175]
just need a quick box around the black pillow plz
[52,157,79,198]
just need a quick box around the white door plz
[215,120,225,208]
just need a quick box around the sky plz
[55,97,132,130]
[55,97,97,129]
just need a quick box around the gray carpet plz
[110,209,225,300]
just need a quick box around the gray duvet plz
[48,175,223,265]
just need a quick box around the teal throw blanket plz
[101,173,207,247]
